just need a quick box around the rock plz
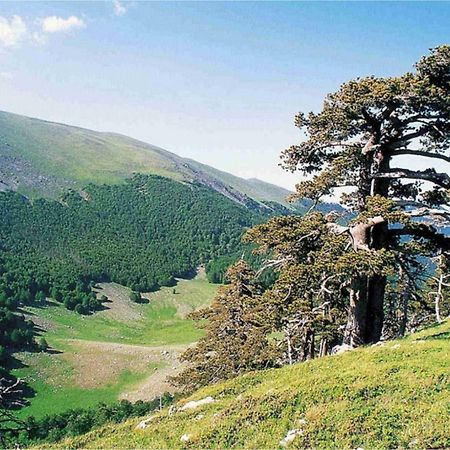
[195,414,205,421]
[279,429,303,447]
[180,396,215,411]
[135,415,156,430]
[391,344,401,349]
[180,433,190,442]
[331,343,353,355]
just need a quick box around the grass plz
[42,320,450,449]
[26,276,217,347]
[13,273,219,419]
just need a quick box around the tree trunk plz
[344,275,369,346]
[365,219,388,343]
[366,274,386,342]
[344,149,390,346]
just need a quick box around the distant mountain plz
[0,110,293,208]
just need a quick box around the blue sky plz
[0,1,449,189]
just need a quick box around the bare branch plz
[372,169,450,189]
[392,149,450,164]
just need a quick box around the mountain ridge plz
[0,110,292,208]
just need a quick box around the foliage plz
[275,45,450,346]
[3,395,175,447]
[0,291,36,370]
[173,261,277,390]
[129,291,148,304]
[0,174,261,315]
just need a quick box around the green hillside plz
[0,110,291,205]
[42,321,450,449]
[0,174,260,313]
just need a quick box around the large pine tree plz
[281,45,450,345]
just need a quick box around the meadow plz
[13,271,218,419]
[41,320,450,449]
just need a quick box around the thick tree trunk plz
[344,275,369,346]
[366,274,386,342]
[344,148,390,346]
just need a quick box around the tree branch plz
[372,169,450,189]
[389,227,450,251]
[392,149,450,164]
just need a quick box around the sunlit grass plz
[42,320,450,449]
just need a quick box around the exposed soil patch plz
[63,339,186,399]
[95,283,144,322]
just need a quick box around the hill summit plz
[0,110,291,207]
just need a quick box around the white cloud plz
[32,32,47,45]
[0,71,13,80]
[0,15,27,47]
[113,0,127,16]
[40,16,85,33]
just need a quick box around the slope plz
[44,321,450,449]
[0,110,291,206]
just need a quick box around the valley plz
[13,271,218,419]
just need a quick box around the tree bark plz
[366,274,386,342]
[344,275,369,346]
[344,147,390,346]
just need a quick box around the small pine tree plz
[129,291,142,303]
[38,337,49,352]
[172,261,277,391]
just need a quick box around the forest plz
[0,174,264,315]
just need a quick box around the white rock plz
[180,433,190,442]
[135,415,156,430]
[279,429,303,447]
[391,344,401,349]
[180,396,215,411]
[331,344,354,355]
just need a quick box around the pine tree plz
[280,45,450,345]
[172,261,277,390]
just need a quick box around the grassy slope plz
[185,159,293,206]
[49,321,450,449]
[13,274,218,419]
[0,110,291,203]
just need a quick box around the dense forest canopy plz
[0,175,270,314]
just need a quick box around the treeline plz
[0,174,263,314]
[2,395,174,446]
[0,292,36,371]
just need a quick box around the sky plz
[0,1,449,190]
